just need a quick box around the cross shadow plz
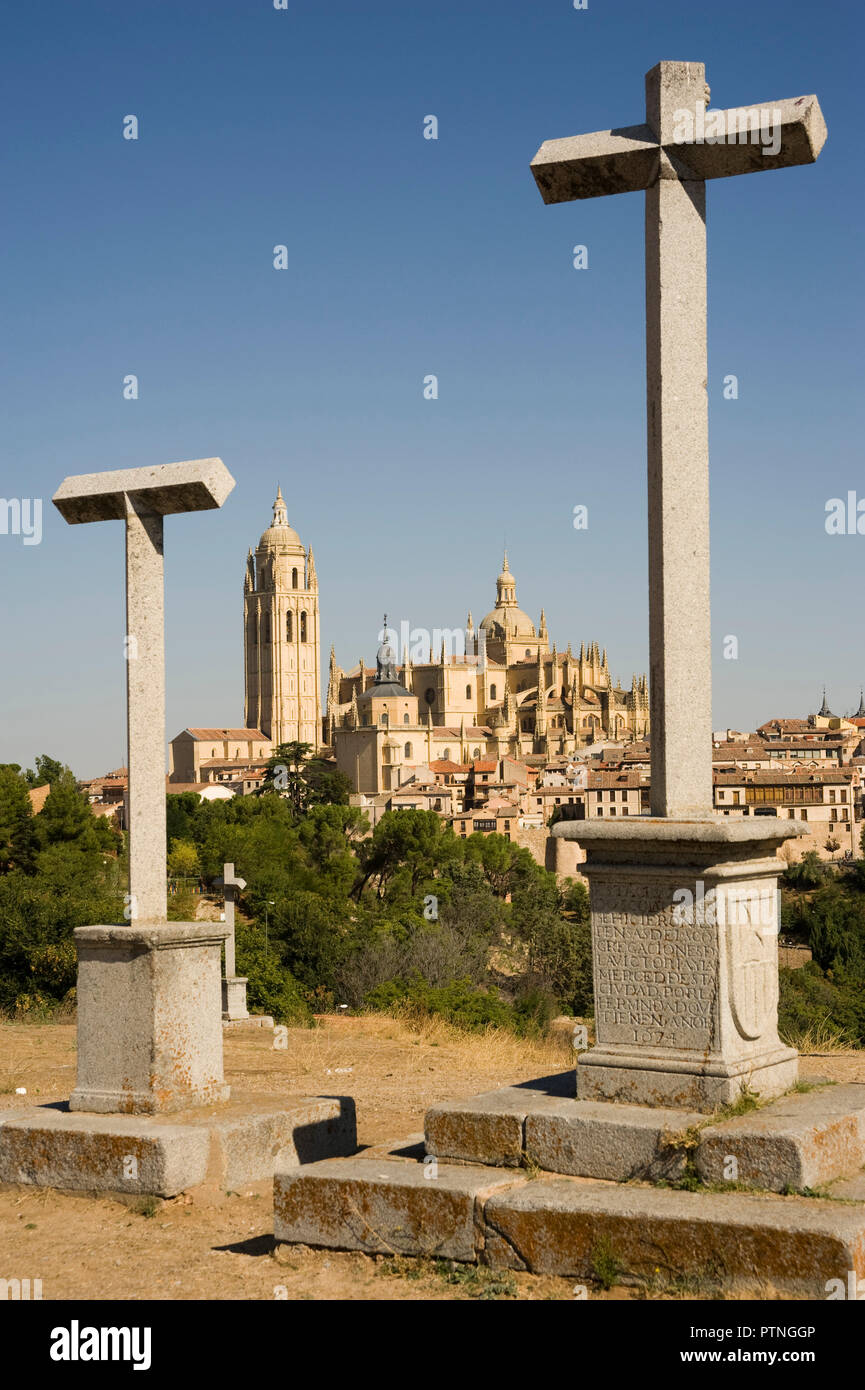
[213,1234,276,1257]
[512,1071,575,1097]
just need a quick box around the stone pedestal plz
[70,922,230,1115]
[553,818,804,1111]
[221,975,249,1022]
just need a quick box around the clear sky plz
[0,0,861,777]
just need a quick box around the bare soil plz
[1,1015,862,1301]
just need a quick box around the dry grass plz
[283,1009,576,1080]
[781,1017,858,1055]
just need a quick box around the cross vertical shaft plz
[645,62,713,817]
[125,496,167,923]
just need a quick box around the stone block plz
[222,1015,274,1032]
[482,1180,865,1296]
[525,1099,706,1181]
[273,1156,526,1260]
[53,458,235,524]
[0,1092,356,1197]
[697,1084,865,1192]
[425,1074,573,1167]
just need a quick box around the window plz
[829,790,836,804]
[403,713,410,725]
[286,611,293,641]
[801,808,808,820]
[292,567,298,589]
[443,749,451,761]
[466,684,472,699]
[622,806,628,815]
[490,684,497,700]
[504,820,510,830]
[610,807,617,816]
[425,688,436,705]
[718,790,725,800]
[404,742,412,758]
[300,611,307,642]
[841,789,848,803]
[597,806,604,816]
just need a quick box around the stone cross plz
[532,62,826,818]
[54,459,235,921]
[215,861,249,1023]
[217,862,246,979]
[53,458,236,1114]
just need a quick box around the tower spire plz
[272,485,287,527]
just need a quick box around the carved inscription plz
[591,880,717,1051]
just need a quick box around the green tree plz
[22,754,65,790]
[260,741,314,812]
[167,838,201,878]
[36,769,97,848]
[0,765,38,874]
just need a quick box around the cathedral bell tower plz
[244,487,321,749]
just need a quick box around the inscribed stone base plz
[69,921,230,1115]
[553,818,805,1112]
[0,1091,356,1197]
[222,975,249,1021]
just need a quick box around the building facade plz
[328,554,648,793]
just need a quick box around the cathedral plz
[238,491,647,794]
[328,553,649,795]
[243,487,322,749]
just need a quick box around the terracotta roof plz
[28,785,50,813]
[472,760,498,773]
[588,771,645,789]
[429,759,468,774]
[757,719,813,734]
[184,728,269,741]
[713,768,856,785]
[200,758,270,770]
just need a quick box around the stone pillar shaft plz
[125,498,167,923]
[645,64,713,818]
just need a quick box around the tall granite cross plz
[532,62,826,817]
[545,64,823,1110]
[52,458,236,1113]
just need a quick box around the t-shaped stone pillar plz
[53,459,236,1114]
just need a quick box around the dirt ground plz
[1,1015,863,1302]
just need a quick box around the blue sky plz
[0,0,861,775]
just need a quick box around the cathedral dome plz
[479,552,536,638]
[479,606,536,638]
[258,486,304,551]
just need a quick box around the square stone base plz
[222,975,249,1022]
[576,1044,799,1111]
[0,1091,357,1197]
[71,921,229,1115]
